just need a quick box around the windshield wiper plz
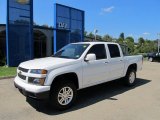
[52,55,73,59]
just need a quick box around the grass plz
[0,67,17,78]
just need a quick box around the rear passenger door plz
[107,44,125,79]
[82,44,109,86]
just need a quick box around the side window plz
[108,44,121,58]
[87,44,107,60]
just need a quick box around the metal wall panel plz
[7,0,33,66]
[54,3,85,53]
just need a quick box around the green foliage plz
[85,32,103,41]
[134,38,157,54]
[88,32,95,38]
[96,35,102,40]
[84,31,87,36]
[102,34,113,42]
[126,37,134,42]
[84,31,157,55]
[0,67,17,78]
[138,37,145,45]
[117,33,125,44]
[117,38,124,44]
[125,37,135,53]
[119,32,125,40]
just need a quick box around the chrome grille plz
[18,67,29,73]
[18,73,26,80]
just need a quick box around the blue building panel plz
[7,0,33,66]
[54,3,85,53]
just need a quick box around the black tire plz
[50,81,77,110]
[124,69,136,86]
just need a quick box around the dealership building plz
[0,24,54,58]
[0,0,85,66]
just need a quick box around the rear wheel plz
[124,69,136,86]
[50,81,77,110]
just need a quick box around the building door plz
[0,30,6,66]
[34,30,47,58]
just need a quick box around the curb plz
[0,76,15,80]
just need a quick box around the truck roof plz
[73,42,118,45]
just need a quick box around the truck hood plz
[19,57,78,70]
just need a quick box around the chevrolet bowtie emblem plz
[19,71,22,74]
[16,0,30,4]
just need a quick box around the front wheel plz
[124,69,136,86]
[50,82,77,110]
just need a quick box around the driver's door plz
[82,44,109,87]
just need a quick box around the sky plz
[0,0,160,41]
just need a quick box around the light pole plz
[157,33,160,53]
[94,29,98,41]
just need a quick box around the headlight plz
[28,77,45,86]
[29,69,47,85]
[30,69,47,74]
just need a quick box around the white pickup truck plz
[14,42,143,110]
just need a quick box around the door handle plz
[104,62,109,64]
[120,60,123,62]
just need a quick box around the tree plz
[88,32,95,38]
[117,38,124,44]
[136,37,145,53]
[42,24,49,28]
[134,37,157,54]
[119,32,125,40]
[84,31,87,37]
[125,37,135,54]
[126,37,134,43]
[102,34,113,42]
[117,33,125,44]
[142,40,157,53]
[96,35,102,41]
[138,37,145,46]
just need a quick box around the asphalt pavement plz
[0,61,160,120]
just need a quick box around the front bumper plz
[14,76,50,99]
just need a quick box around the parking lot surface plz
[0,61,160,120]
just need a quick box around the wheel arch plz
[126,63,137,74]
[51,72,79,89]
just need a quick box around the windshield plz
[53,44,90,59]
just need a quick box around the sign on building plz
[58,22,67,29]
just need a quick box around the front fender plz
[44,63,83,88]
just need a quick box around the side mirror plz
[85,54,96,62]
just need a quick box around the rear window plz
[108,44,121,58]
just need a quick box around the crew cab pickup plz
[14,42,143,110]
